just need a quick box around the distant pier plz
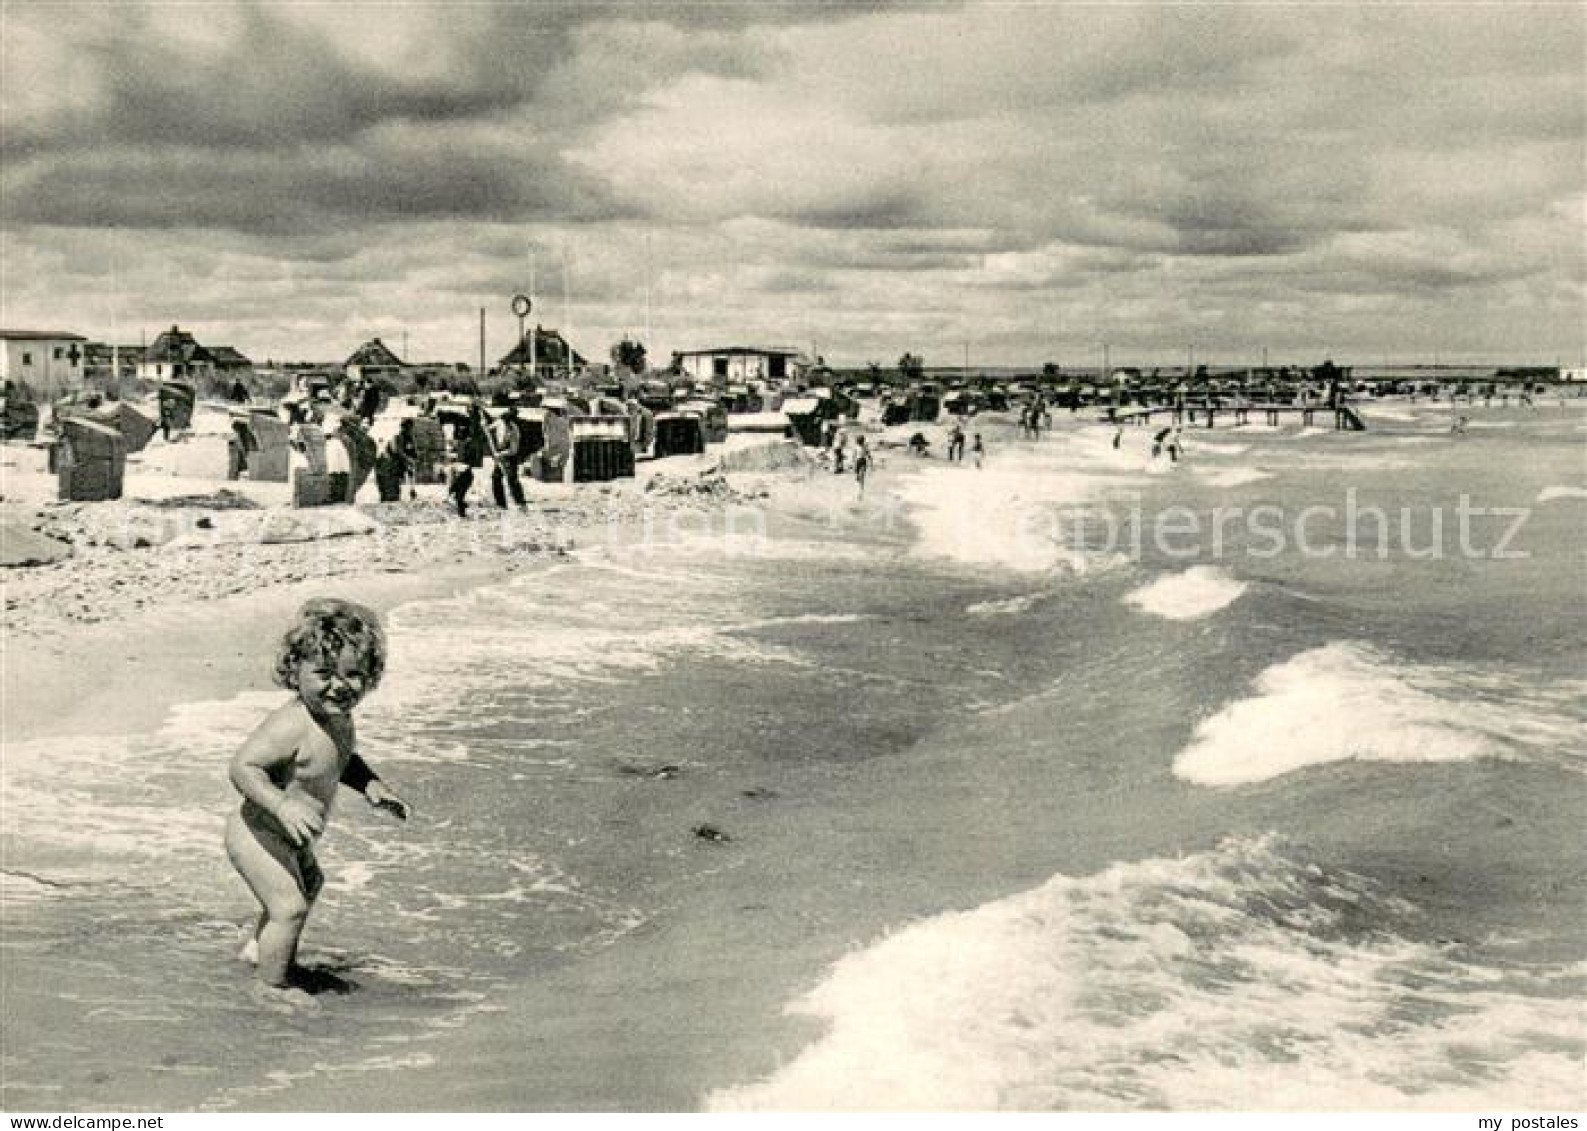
[1108,402,1366,431]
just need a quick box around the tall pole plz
[528,250,538,382]
[562,245,572,380]
[1102,342,1109,384]
[644,231,653,349]
[109,230,119,385]
[479,307,486,380]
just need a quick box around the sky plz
[2,0,1583,369]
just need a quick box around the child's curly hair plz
[273,598,387,692]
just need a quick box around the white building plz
[1560,366,1585,383]
[674,346,807,386]
[137,325,215,383]
[0,330,88,397]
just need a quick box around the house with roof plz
[136,326,252,384]
[674,346,807,386]
[498,326,588,382]
[1,330,88,397]
[343,337,407,383]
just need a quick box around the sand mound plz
[645,470,766,503]
[716,440,815,473]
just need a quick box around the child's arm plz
[340,751,411,821]
[229,707,323,846]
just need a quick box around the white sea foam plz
[373,559,811,730]
[1363,407,1421,422]
[1536,485,1587,503]
[1193,467,1272,489]
[897,439,1143,574]
[1173,642,1587,786]
[1124,567,1248,621]
[707,836,1584,1112]
[744,613,874,628]
[967,594,1047,617]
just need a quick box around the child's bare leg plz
[225,810,313,986]
[239,913,264,964]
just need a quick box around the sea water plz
[2,399,1583,1110]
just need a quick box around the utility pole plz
[478,307,485,378]
[562,244,572,380]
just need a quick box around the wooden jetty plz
[1108,401,1366,431]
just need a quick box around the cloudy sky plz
[2,1,1582,368]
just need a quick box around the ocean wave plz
[1192,466,1271,488]
[1124,567,1248,621]
[707,836,1584,1112]
[967,594,1048,617]
[1173,642,1587,786]
[374,561,810,726]
[1536,485,1587,503]
[896,446,1143,575]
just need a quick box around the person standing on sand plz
[396,418,420,501]
[948,422,965,462]
[972,432,985,468]
[448,402,487,518]
[490,406,526,510]
[226,599,409,1006]
[854,434,871,493]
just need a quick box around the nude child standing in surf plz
[225,598,410,1004]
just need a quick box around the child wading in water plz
[226,598,410,1005]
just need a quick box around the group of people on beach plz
[822,420,874,491]
[431,400,528,518]
[1018,397,1050,438]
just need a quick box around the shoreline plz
[2,443,815,743]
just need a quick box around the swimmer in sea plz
[225,598,409,1006]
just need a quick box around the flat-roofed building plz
[0,330,88,397]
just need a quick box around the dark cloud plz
[3,135,629,234]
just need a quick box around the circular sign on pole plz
[511,294,532,318]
